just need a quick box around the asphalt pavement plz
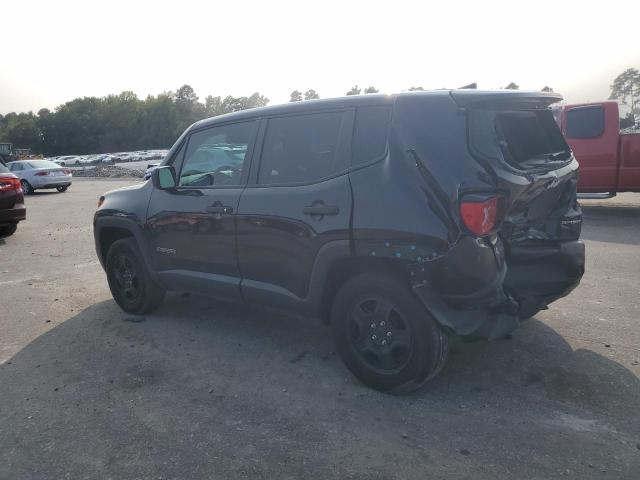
[0,178,638,479]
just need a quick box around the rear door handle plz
[206,203,233,214]
[302,203,339,216]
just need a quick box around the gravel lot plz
[1,178,639,479]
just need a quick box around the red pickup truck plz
[553,101,640,196]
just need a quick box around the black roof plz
[191,89,563,130]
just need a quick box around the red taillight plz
[35,171,49,176]
[460,196,500,237]
[64,169,72,175]
[0,177,21,192]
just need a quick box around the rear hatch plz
[454,90,584,315]
[457,91,582,244]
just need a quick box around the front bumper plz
[410,237,585,340]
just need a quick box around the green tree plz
[541,86,554,93]
[98,91,144,152]
[3,112,41,151]
[609,68,640,116]
[504,82,519,90]
[304,89,320,100]
[141,93,180,149]
[346,85,361,95]
[173,84,204,132]
[408,86,424,91]
[620,112,636,129]
[0,86,270,155]
[289,90,303,102]
[47,97,104,155]
[244,92,269,109]
[204,95,224,117]
[363,86,379,94]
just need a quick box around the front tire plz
[106,238,165,314]
[20,180,33,195]
[56,185,68,192]
[331,273,449,393]
[0,223,17,237]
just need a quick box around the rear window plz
[470,109,571,169]
[566,106,604,139]
[27,160,60,169]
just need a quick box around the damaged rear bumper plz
[410,237,585,340]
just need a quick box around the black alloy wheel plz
[347,296,413,374]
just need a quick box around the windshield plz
[26,160,61,169]
[469,108,571,170]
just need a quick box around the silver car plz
[8,160,72,195]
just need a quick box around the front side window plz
[179,121,255,187]
[566,106,605,139]
[258,112,344,185]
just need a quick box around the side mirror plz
[152,166,177,190]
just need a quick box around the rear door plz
[236,110,353,304]
[147,120,258,301]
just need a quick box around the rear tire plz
[106,238,165,314]
[56,186,68,192]
[20,180,33,195]
[331,273,449,394]
[0,223,17,237]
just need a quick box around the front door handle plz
[302,202,339,217]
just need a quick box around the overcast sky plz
[2,0,638,115]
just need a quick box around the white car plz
[8,160,72,195]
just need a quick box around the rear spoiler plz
[450,90,563,109]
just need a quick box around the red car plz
[553,101,640,196]
[0,160,26,237]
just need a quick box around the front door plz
[148,120,258,300]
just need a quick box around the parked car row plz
[47,149,168,166]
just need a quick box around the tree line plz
[0,85,268,156]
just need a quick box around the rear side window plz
[352,106,391,165]
[0,163,8,174]
[259,112,345,185]
[566,106,604,139]
[27,160,59,169]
